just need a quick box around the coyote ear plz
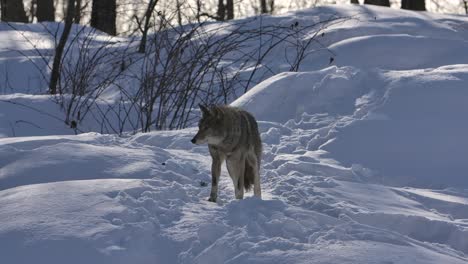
[199,104,210,116]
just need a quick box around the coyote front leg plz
[208,147,224,202]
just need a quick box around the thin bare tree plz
[176,0,183,26]
[49,0,75,94]
[137,0,158,53]
[196,0,202,22]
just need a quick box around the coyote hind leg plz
[226,155,245,200]
[248,153,262,199]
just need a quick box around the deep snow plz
[1,4,468,264]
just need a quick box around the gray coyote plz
[191,105,262,202]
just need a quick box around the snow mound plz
[327,34,468,70]
[234,63,468,189]
[322,65,468,188]
[232,66,367,123]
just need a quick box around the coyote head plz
[191,104,225,145]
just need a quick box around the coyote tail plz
[244,160,255,191]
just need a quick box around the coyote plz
[191,104,262,202]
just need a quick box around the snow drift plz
[233,65,468,189]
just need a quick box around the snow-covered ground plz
[1,4,468,263]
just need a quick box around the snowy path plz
[1,120,467,263]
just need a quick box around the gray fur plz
[191,105,262,202]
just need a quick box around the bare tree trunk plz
[138,0,158,53]
[364,0,390,6]
[0,0,28,22]
[91,0,116,35]
[176,0,182,26]
[226,0,233,20]
[464,0,468,14]
[260,0,267,13]
[37,0,55,22]
[74,0,81,23]
[196,0,201,22]
[217,0,225,21]
[402,0,425,11]
[260,0,275,14]
[269,0,274,13]
[29,0,36,22]
[49,0,75,94]
[351,0,359,4]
